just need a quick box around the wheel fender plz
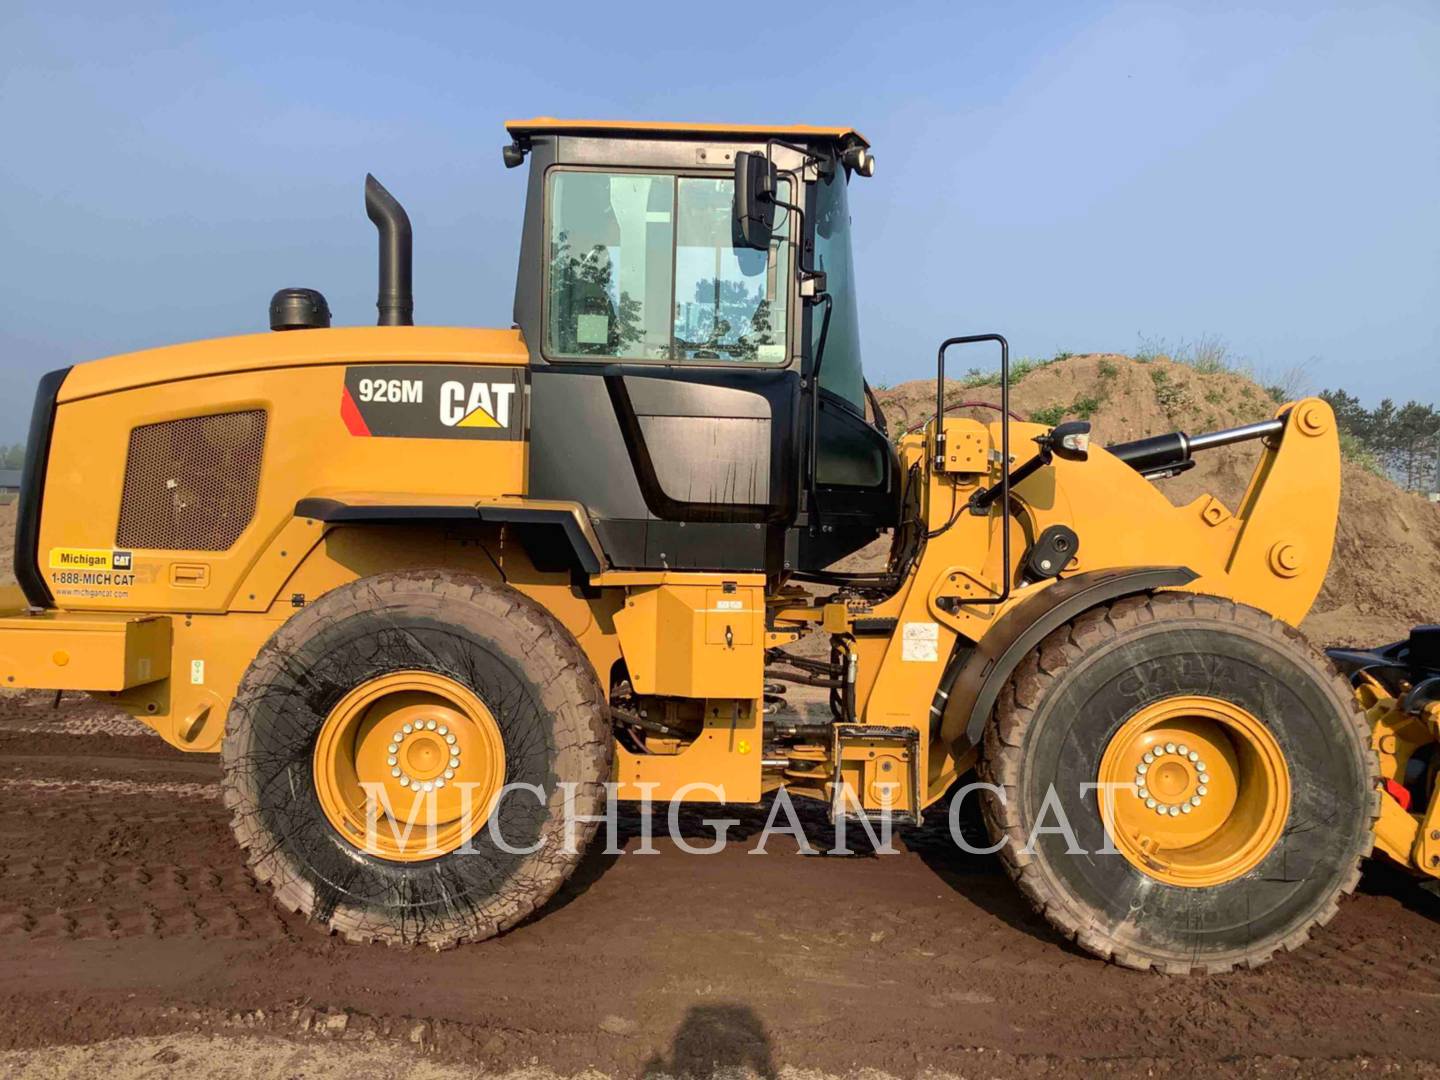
[936,566,1199,751]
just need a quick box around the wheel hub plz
[1134,740,1212,816]
[313,671,506,862]
[1098,696,1289,887]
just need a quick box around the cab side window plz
[546,171,790,363]
[547,172,674,359]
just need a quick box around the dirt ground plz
[4,692,1440,1078]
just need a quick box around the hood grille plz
[116,410,267,551]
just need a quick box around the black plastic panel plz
[14,367,70,608]
[528,364,800,572]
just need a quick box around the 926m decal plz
[341,365,524,440]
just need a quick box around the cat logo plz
[439,380,516,429]
[341,365,524,441]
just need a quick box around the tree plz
[1320,389,1440,492]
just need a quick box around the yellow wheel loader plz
[1,118,1426,971]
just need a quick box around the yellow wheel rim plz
[1097,695,1290,887]
[312,671,506,863]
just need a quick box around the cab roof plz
[505,117,868,147]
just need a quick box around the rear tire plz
[979,592,1378,973]
[221,570,612,947]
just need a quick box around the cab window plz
[546,171,791,362]
[810,167,864,409]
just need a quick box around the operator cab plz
[505,119,897,579]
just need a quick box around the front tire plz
[221,570,612,947]
[979,592,1378,973]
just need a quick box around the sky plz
[1,0,1436,443]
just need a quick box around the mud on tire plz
[978,592,1379,974]
[221,570,612,948]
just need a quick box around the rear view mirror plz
[733,151,777,250]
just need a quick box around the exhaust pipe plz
[364,174,413,326]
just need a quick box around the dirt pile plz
[873,353,1440,645]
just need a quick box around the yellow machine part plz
[1361,678,1440,877]
[778,397,1342,809]
[1096,695,1290,886]
[0,602,171,692]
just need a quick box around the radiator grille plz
[116,410,267,551]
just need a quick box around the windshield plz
[546,171,791,363]
[810,167,864,409]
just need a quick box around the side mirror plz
[1050,420,1092,460]
[733,151,777,250]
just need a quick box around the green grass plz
[1135,333,1237,374]
[1150,367,1183,414]
[1029,404,1067,426]
[1030,393,1105,426]
[1134,334,1165,363]
[1339,430,1386,478]
[1097,358,1119,379]
[953,352,1068,390]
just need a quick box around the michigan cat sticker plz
[48,547,137,599]
[341,365,524,440]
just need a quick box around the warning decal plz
[901,621,940,662]
[341,365,525,441]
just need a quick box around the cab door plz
[525,166,803,573]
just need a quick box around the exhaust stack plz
[364,174,413,326]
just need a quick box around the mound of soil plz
[872,353,1440,646]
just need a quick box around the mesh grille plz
[116,410,267,551]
